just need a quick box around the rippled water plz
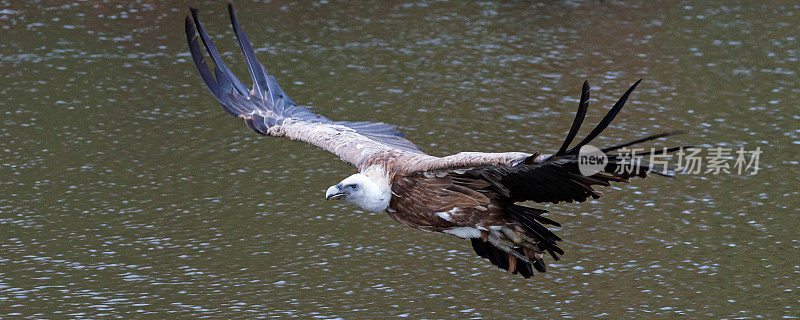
[1,0,798,318]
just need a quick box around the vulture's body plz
[185,5,681,278]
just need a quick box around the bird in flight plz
[185,4,680,278]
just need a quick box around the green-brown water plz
[2,0,798,318]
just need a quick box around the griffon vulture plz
[185,4,680,278]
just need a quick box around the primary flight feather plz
[186,4,681,278]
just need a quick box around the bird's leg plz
[500,227,523,244]
[523,244,547,273]
[502,227,543,256]
[487,232,533,265]
[523,246,545,260]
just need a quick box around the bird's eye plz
[350,184,358,190]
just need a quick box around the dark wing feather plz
[446,81,684,278]
[555,80,590,156]
[227,4,270,103]
[189,7,249,96]
[472,80,685,204]
[566,79,641,154]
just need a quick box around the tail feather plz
[506,204,564,259]
[532,257,546,273]
[470,238,535,279]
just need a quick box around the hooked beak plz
[325,184,346,200]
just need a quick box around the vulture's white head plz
[325,167,391,212]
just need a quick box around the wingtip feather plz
[554,80,591,156]
[567,79,643,154]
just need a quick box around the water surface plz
[1,0,798,318]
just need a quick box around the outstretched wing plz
[185,4,423,168]
[472,80,684,204]
[403,80,684,204]
[394,81,683,278]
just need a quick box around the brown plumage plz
[186,4,684,279]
